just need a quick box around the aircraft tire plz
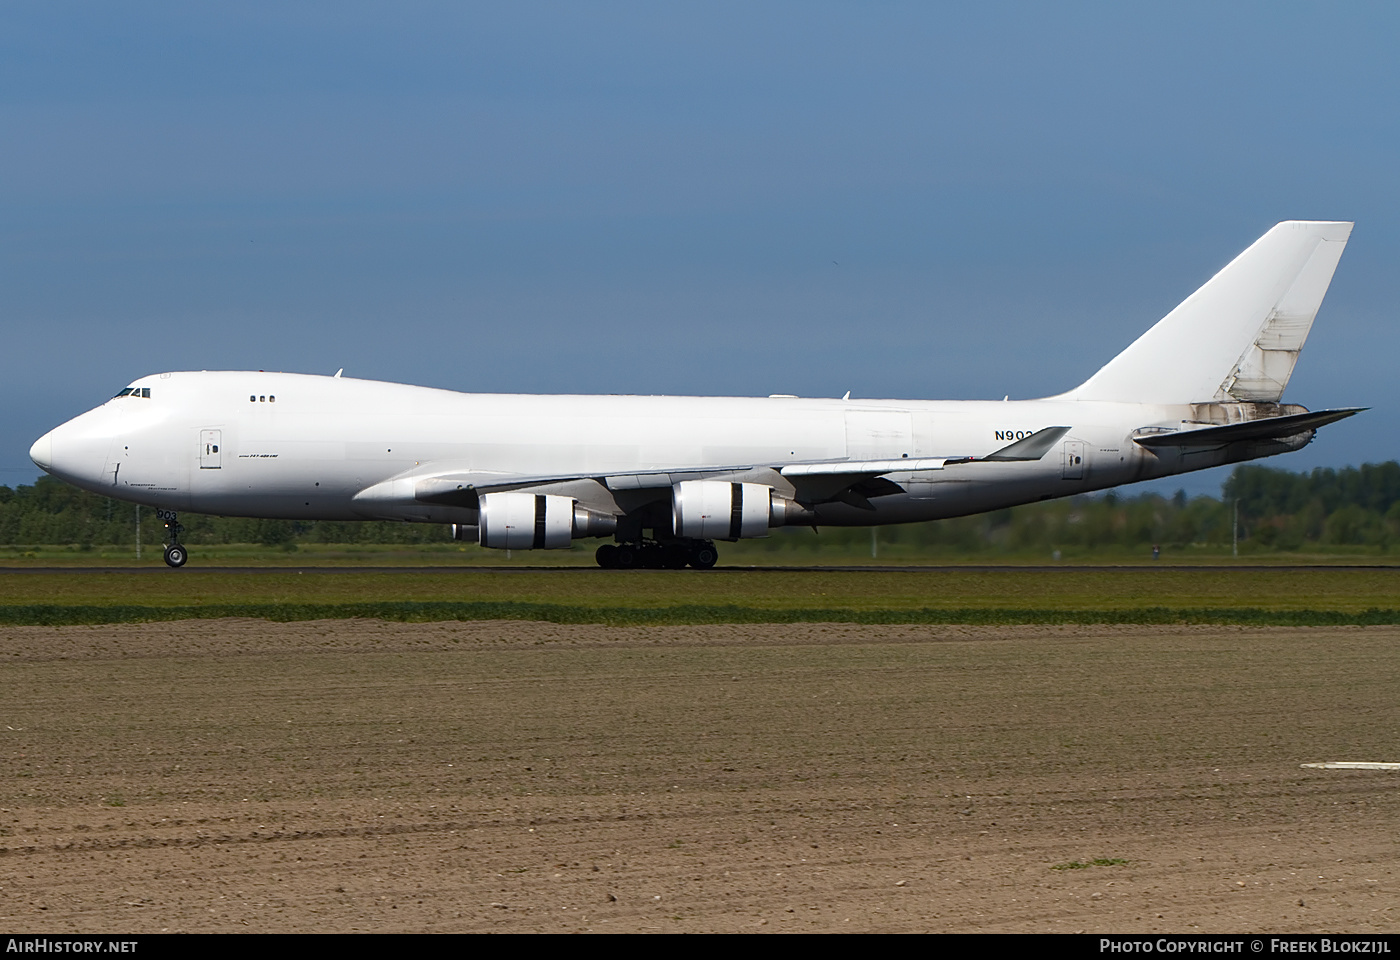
[163,544,188,568]
[688,542,718,569]
[595,544,618,568]
[613,545,638,569]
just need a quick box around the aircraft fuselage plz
[31,370,1306,528]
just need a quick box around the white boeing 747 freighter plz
[30,220,1362,568]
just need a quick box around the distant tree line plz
[1220,461,1400,550]
[0,478,447,549]
[3,461,1400,553]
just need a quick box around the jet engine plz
[671,480,812,540]
[477,492,617,549]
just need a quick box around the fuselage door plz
[1061,440,1085,480]
[200,429,223,470]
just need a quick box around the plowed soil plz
[2,620,1397,932]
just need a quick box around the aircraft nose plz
[29,411,118,490]
[29,431,53,472]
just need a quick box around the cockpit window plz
[113,387,151,399]
[114,388,133,397]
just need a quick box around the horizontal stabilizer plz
[1132,408,1364,448]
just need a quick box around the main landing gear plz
[156,509,187,568]
[595,539,718,570]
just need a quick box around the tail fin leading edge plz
[1069,221,1353,405]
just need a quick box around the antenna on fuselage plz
[334,368,343,378]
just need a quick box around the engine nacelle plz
[672,480,809,540]
[477,492,617,550]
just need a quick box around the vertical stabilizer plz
[1067,221,1352,404]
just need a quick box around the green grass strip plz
[4,602,1400,627]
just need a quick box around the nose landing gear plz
[156,509,187,568]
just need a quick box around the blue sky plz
[3,3,1396,496]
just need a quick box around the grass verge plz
[4,601,1400,627]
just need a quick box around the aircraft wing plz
[779,426,1071,475]
[1131,408,1364,448]
[771,425,1071,509]
[400,426,1073,512]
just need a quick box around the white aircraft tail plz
[1067,220,1353,405]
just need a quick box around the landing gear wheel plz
[157,510,186,568]
[689,542,718,569]
[601,541,715,570]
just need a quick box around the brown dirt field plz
[1,619,1398,933]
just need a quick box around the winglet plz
[979,426,1072,462]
